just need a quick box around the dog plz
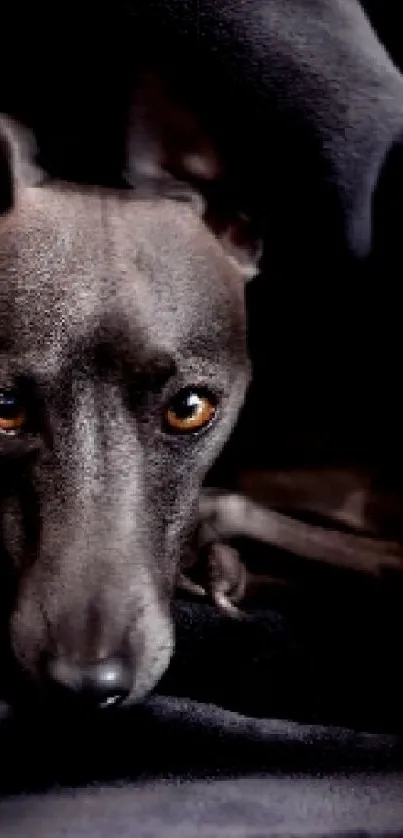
[0,115,261,712]
[2,0,403,703]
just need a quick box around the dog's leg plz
[125,70,219,212]
[177,536,245,613]
[208,542,247,616]
[178,505,290,614]
[198,489,403,579]
[208,542,288,615]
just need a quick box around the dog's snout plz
[45,655,134,709]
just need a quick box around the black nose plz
[46,655,133,709]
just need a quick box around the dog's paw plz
[207,541,247,617]
[177,498,247,615]
[190,489,247,614]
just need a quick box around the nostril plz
[46,655,133,709]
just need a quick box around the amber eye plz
[164,388,217,434]
[0,390,26,435]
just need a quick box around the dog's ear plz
[202,199,263,282]
[0,115,44,214]
[126,72,263,282]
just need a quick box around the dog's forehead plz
[0,185,245,374]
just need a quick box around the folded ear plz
[126,73,262,281]
[0,115,43,214]
[203,199,263,281]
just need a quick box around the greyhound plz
[0,116,258,712]
[2,0,403,707]
[3,109,387,715]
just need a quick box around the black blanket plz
[1,592,403,837]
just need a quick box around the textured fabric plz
[0,600,403,836]
[1,773,403,838]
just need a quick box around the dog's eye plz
[0,390,26,435]
[164,388,217,434]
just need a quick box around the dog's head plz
[0,116,259,711]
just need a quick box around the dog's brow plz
[127,351,177,389]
